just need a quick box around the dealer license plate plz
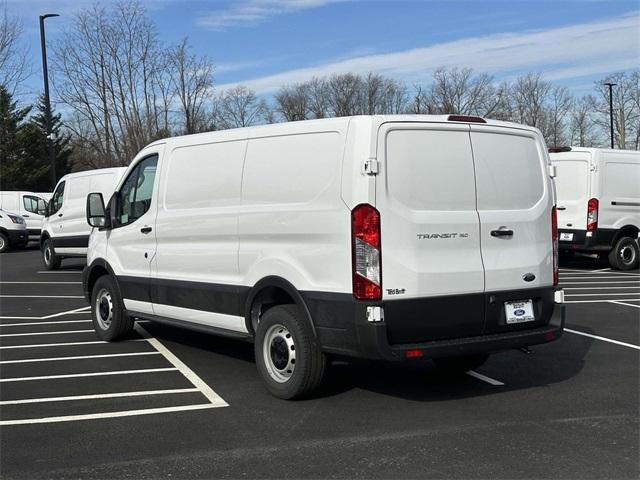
[504,300,535,324]
[560,232,574,241]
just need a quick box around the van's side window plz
[49,181,65,215]
[117,155,158,226]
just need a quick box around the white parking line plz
[564,286,640,290]
[0,404,218,426]
[0,339,146,350]
[565,328,640,350]
[0,306,90,320]
[0,330,94,337]
[0,295,85,299]
[0,351,160,365]
[609,300,640,309]
[0,388,200,405]
[565,293,640,297]
[135,325,228,406]
[0,281,82,284]
[0,367,178,383]
[466,370,505,386]
[0,320,91,327]
[37,271,82,274]
[564,299,640,303]
[559,276,640,280]
[561,281,640,285]
[560,272,640,277]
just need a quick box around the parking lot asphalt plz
[1,248,638,479]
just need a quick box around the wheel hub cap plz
[263,324,296,383]
[95,289,113,330]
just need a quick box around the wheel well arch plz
[612,225,639,246]
[0,227,8,236]
[85,259,121,300]
[40,231,50,251]
[244,276,316,338]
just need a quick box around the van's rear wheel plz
[608,236,639,271]
[434,354,489,375]
[91,275,133,341]
[255,305,326,399]
[42,239,61,270]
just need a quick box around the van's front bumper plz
[303,287,565,361]
[6,229,28,247]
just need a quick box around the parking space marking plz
[565,293,640,297]
[0,404,218,426]
[564,299,640,303]
[0,281,82,284]
[466,370,505,386]
[0,295,85,299]
[565,328,640,350]
[0,388,201,406]
[0,367,179,383]
[562,281,640,285]
[135,324,229,406]
[0,352,161,365]
[0,329,94,337]
[0,339,147,350]
[609,300,640,309]
[37,271,82,274]
[559,276,640,280]
[0,320,91,327]
[0,306,90,320]
[564,286,640,290]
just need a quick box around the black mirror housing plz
[86,192,109,228]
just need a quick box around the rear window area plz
[554,161,589,201]
[471,131,544,210]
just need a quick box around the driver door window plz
[117,155,158,227]
[23,195,46,215]
[49,182,65,215]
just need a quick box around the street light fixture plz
[603,82,617,149]
[39,13,59,191]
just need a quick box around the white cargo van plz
[83,115,565,399]
[0,208,28,253]
[42,167,126,270]
[550,147,640,270]
[0,191,49,242]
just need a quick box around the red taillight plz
[552,206,559,286]
[587,198,599,231]
[405,349,424,359]
[351,204,381,300]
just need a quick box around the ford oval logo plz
[514,309,526,316]
[523,273,536,282]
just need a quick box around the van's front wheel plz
[608,236,639,270]
[91,275,133,341]
[42,239,61,270]
[255,305,326,399]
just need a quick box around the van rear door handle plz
[140,226,152,234]
[491,229,514,237]
[557,207,566,211]
[58,213,63,217]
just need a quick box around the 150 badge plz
[417,233,469,239]
[387,288,406,295]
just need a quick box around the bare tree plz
[214,85,267,129]
[543,86,573,147]
[595,72,640,149]
[427,67,500,116]
[570,95,598,147]
[327,73,364,117]
[275,83,308,121]
[0,6,30,96]
[509,73,552,128]
[306,77,330,119]
[166,37,214,134]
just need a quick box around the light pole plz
[39,13,59,190]
[604,82,616,149]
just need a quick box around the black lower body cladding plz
[558,228,615,253]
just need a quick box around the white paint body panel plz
[0,191,48,239]
[551,148,640,231]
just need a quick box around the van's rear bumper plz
[558,228,615,253]
[302,287,564,361]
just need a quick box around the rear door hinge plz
[363,158,379,176]
[548,164,557,178]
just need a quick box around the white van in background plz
[0,208,28,253]
[550,147,640,270]
[83,115,565,399]
[0,191,49,242]
[42,167,126,270]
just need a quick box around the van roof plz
[551,146,640,155]
[56,167,128,183]
[146,114,543,149]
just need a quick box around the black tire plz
[608,236,639,271]
[0,233,9,253]
[91,275,133,341]
[434,354,490,375]
[42,239,61,270]
[254,304,326,399]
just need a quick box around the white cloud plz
[197,0,346,30]
[216,13,640,94]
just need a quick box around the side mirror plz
[86,192,109,228]
[37,199,47,216]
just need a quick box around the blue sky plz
[7,0,640,101]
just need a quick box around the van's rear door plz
[551,152,591,230]
[470,125,554,334]
[376,123,485,343]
